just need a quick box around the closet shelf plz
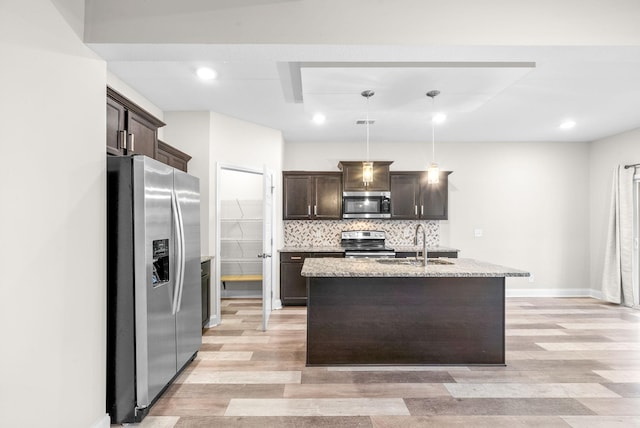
[220,199,263,298]
[220,258,263,263]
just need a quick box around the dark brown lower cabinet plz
[306,276,505,366]
[395,251,458,259]
[280,252,343,305]
[201,259,211,328]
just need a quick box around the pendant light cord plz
[431,95,436,163]
[426,90,440,165]
[366,94,370,162]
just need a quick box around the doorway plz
[214,164,274,330]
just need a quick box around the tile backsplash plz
[284,220,439,247]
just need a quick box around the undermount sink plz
[376,258,420,266]
[376,258,454,266]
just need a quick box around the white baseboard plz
[506,288,602,298]
[589,289,604,300]
[90,414,110,428]
[207,314,220,327]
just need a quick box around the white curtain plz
[601,165,635,305]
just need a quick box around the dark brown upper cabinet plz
[106,87,165,158]
[106,88,191,172]
[106,95,126,156]
[390,171,451,220]
[126,111,158,158]
[338,161,393,192]
[389,172,421,218]
[156,140,192,172]
[283,172,342,220]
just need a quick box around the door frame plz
[634,171,640,308]
[212,163,276,328]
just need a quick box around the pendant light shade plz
[426,90,442,184]
[361,90,375,186]
[362,161,374,184]
[427,163,440,184]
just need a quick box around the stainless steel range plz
[341,230,395,258]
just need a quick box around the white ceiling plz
[91,43,640,143]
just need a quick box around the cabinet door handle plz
[308,205,311,216]
[120,130,127,150]
[314,205,317,215]
[421,205,424,216]
[414,205,418,216]
[290,256,302,260]
[130,133,135,152]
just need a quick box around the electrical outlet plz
[474,228,483,238]
[528,274,535,283]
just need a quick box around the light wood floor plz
[135,297,639,427]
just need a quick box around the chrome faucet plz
[414,224,428,267]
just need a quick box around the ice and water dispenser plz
[152,239,170,286]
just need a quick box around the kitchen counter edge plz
[279,246,460,253]
[301,257,529,278]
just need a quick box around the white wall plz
[589,128,640,294]
[166,111,285,257]
[163,111,284,313]
[285,140,591,295]
[211,112,284,305]
[209,112,285,257]
[50,0,85,39]
[443,141,590,295]
[163,112,211,255]
[0,1,107,427]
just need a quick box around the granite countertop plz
[394,245,459,253]
[279,246,345,253]
[279,246,460,253]
[301,257,529,278]
[200,255,214,263]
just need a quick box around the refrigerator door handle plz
[170,189,184,315]
[174,188,186,312]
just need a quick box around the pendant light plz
[361,90,375,186]
[426,90,442,184]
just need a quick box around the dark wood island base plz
[306,276,506,366]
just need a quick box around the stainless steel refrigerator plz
[107,155,202,424]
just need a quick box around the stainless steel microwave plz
[342,191,391,219]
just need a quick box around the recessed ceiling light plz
[312,113,326,124]
[196,67,217,81]
[559,120,576,130]
[433,113,447,124]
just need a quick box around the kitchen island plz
[301,257,528,366]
